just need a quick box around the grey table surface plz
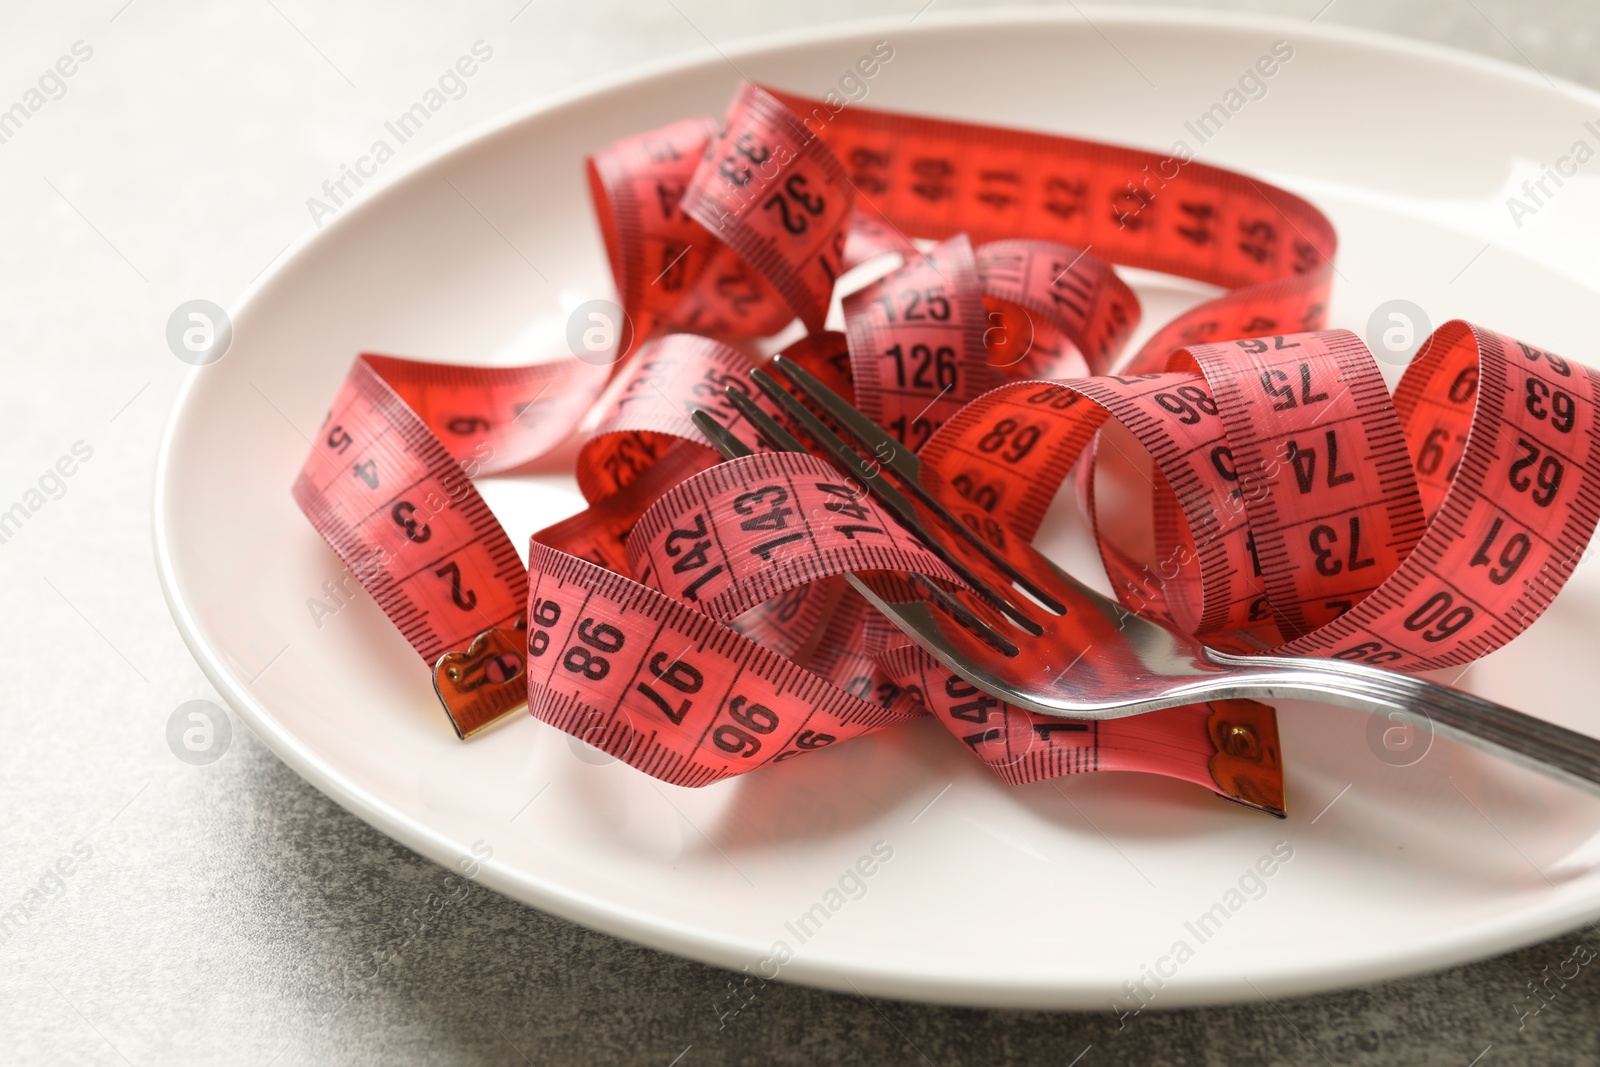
[4,0,1600,1064]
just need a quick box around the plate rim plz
[153,5,1600,1008]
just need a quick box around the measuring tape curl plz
[915,321,1600,673]
[293,80,1596,816]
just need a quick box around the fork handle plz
[1211,652,1600,797]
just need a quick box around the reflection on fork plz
[687,355,1600,801]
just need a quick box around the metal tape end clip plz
[432,620,529,740]
[1205,699,1287,819]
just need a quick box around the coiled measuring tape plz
[292,82,1600,816]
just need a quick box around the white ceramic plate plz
[156,8,1600,1008]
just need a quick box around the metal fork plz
[688,355,1600,799]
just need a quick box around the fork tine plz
[744,370,1043,636]
[766,354,1067,616]
[907,574,1019,657]
[765,355,930,485]
[697,397,1025,651]
[723,386,808,453]
[744,372,920,516]
[692,410,755,459]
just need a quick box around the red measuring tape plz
[292,82,1600,816]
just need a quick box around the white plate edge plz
[149,6,1600,1008]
